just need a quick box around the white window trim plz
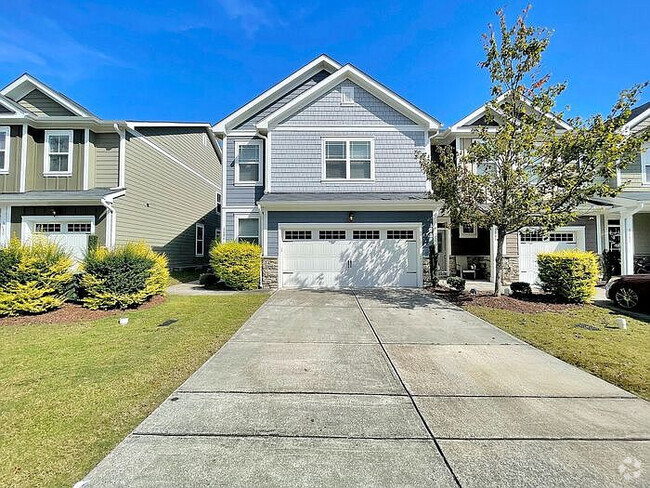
[321,138,375,182]
[341,85,355,106]
[642,143,650,186]
[43,130,73,176]
[234,214,260,244]
[0,126,10,174]
[459,223,478,238]
[234,139,263,186]
[195,223,205,257]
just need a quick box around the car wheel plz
[614,286,639,310]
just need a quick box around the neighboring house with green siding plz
[0,74,222,268]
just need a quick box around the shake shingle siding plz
[270,130,427,192]
[279,81,419,127]
[225,136,264,206]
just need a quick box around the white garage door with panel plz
[279,224,422,289]
[519,226,585,284]
[22,216,95,262]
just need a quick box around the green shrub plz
[0,238,74,317]
[447,276,466,291]
[210,241,261,290]
[537,250,599,303]
[510,281,532,297]
[199,272,218,287]
[79,241,169,310]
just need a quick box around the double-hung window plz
[237,217,259,244]
[235,140,262,185]
[44,130,73,176]
[642,143,650,186]
[195,223,205,257]
[0,126,9,174]
[323,139,373,181]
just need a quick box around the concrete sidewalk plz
[81,289,650,487]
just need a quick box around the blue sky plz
[1,0,647,126]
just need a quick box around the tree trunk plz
[493,227,506,296]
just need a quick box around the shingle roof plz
[628,101,650,122]
[0,188,121,203]
[258,192,430,203]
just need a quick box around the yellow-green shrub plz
[537,250,599,303]
[0,238,74,317]
[79,242,169,310]
[210,241,261,290]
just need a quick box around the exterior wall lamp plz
[348,212,355,222]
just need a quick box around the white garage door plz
[23,218,94,262]
[280,226,421,289]
[519,228,585,284]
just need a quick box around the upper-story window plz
[642,143,650,186]
[0,126,9,174]
[235,140,262,185]
[44,130,73,176]
[471,138,495,175]
[323,139,374,181]
[341,86,355,105]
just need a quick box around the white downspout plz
[100,197,116,249]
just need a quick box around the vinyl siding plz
[279,81,419,127]
[620,151,644,187]
[114,131,219,268]
[25,127,85,191]
[265,210,434,257]
[225,136,264,206]
[93,132,120,188]
[17,89,75,117]
[633,213,650,255]
[270,130,427,192]
[0,125,23,192]
[572,216,597,252]
[234,70,331,130]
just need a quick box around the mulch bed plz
[431,287,579,313]
[0,295,166,327]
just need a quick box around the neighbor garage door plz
[279,226,421,289]
[519,227,585,284]
[23,218,94,262]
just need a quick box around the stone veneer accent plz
[262,257,278,289]
[502,256,519,283]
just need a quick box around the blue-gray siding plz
[234,70,331,130]
[225,136,265,206]
[278,81,419,127]
[266,210,434,257]
[270,130,427,192]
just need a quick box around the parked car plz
[605,275,650,310]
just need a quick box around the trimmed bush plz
[510,281,532,297]
[0,238,74,317]
[210,241,261,290]
[447,276,466,291]
[79,242,169,310]
[199,272,218,287]
[537,250,599,303]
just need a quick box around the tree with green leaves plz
[420,5,648,295]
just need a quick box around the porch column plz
[489,226,497,283]
[0,206,10,247]
[620,213,635,275]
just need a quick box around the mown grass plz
[0,294,268,487]
[467,304,650,400]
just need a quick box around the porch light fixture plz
[348,212,354,222]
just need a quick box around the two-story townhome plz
[0,74,221,268]
[214,55,441,289]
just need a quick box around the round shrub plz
[0,238,74,317]
[537,250,599,303]
[446,276,466,291]
[79,242,169,310]
[510,281,532,297]
[210,241,261,290]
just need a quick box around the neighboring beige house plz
[0,74,222,268]
[433,98,649,283]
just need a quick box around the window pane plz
[325,161,346,179]
[238,218,259,237]
[49,154,69,172]
[350,141,370,159]
[49,135,69,153]
[350,161,370,179]
[325,141,346,159]
[239,236,259,244]
[239,144,259,162]
[238,163,259,182]
[0,133,6,151]
[476,162,494,175]
[645,164,650,183]
[0,153,4,169]
[196,225,204,240]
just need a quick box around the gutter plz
[99,190,125,250]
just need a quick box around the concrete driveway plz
[82,289,649,487]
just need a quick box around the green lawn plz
[467,304,650,400]
[0,294,268,488]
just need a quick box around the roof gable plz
[1,73,94,117]
[0,93,31,117]
[213,55,341,133]
[257,64,440,132]
[622,101,650,133]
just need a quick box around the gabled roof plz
[1,73,95,117]
[256,64,441,132]
[213,54,341,134]
[621,101,650,133]
[0,93,32,117]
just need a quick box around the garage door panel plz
[519,229,582,284]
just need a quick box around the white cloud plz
[216,0,283,37]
